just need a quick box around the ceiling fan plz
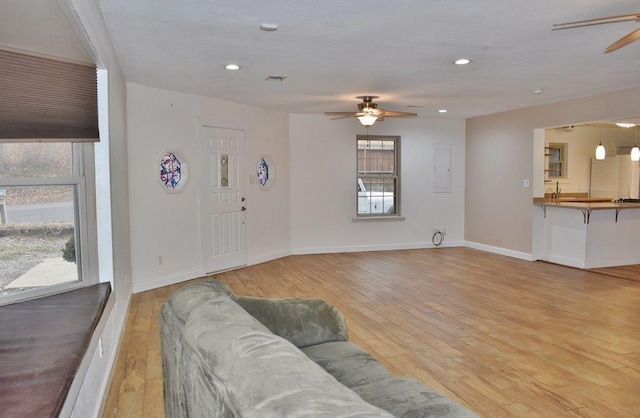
[553,12,640,53]
[325,96,417,127]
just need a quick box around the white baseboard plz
[292,240,464,255]
[538,255,585,268]
[249,250,292,266]
[464,241,535,261]
[583,257,640,269]
[132,269,201,294]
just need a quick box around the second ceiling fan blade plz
[605,27,640,53]
[381,111,417,117]
[553,13,640,30]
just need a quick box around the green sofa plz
[160,280,477,417]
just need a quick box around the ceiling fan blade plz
[605,27,640,53]
[553,13,640,30]
[324,112,356,116]
[380,110,417,117]
[329,115,358,121]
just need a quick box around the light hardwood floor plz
[102,248,640,417]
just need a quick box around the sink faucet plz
[551,181,562,201]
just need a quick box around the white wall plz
[61,0,133,417]
[127,84,291,292]
[466,85,640,254]
[289,115,466,253]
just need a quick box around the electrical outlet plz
[523,179,530,189]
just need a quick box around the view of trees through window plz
[0,143,79,297]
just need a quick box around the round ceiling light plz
[260,23,278,31]
[225,64,241,70]
[454,58,471,65]
[438,109,448,113]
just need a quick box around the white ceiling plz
[3,1,640,119]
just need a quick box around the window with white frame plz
[546,143,567,179]
[0,142,97,303]
[357,135,400,216]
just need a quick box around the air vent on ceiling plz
[265,75,287,81]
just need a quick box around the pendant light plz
[632,126,640,162]
[595,127,606,160]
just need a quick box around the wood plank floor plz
[101,248,640,417]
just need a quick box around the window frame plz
[356,135,401,218]
[546,143,567,179]
[0,142,98,306]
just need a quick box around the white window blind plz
[0,48,99,142]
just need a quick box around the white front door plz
[198,125,247,274]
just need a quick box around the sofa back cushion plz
[235,296,348,348]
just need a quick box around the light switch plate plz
[523,179,530,188]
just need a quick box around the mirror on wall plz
[534,118,640,201]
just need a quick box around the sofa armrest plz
[235,296,348,348]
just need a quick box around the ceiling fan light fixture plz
[358,114,378,126]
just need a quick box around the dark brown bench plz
[0,283,111,417]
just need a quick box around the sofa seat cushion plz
[352,377,477,418]
[301,341,392,388]
[235,296,348,348]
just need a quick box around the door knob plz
[241,197,246,202]
[241,206,246,211]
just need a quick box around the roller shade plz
[0,48,99,142]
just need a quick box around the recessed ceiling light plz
[533,88,543,94]
[438,109,448,113]
[260,23,278,31]
[225,64,241,70]
[454,58,470,65]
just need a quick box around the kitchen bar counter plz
[532,199,640,268]
[534,200,640,224]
